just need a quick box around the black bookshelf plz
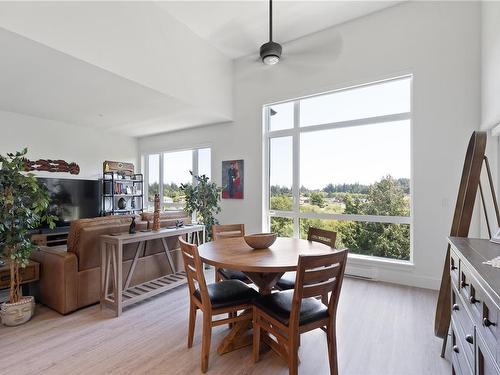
[102,172,144,216]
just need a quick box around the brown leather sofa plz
[31,211,191,315]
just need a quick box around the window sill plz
[347,253,414,269]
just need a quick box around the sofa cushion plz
[67,215,139,252]
[71,219,147,271]
[141,210,189,223]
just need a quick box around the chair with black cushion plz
[276,227,337,304]
[179,236,260,373]
[212,224,250,283]
[252,249,348,375]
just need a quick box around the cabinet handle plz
[452,345,459,354]
[469,296,479,304]
[461,281,469,288]
[452,304,459,311]
[483,318,496,327]
[465,335,474,344]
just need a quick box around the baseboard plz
[345,261,441,290]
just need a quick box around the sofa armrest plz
[31,246,78,315]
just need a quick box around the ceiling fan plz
[260,0,282,65]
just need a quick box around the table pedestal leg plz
[216,272,284,354]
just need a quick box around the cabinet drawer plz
[451,250,460,288]
[452,284,476,369]
[473,285,499,362]
[452,319,474,375]
[477,330,500,375]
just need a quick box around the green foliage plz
[181,172,221,240]
[0,148,56,303]
[271,217,293,237]
[310,192,326,208]
[270,194,293,211]
[272,176,410,261]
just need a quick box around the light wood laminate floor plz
[0,271,450,375]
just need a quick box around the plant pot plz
[1,296,35,326]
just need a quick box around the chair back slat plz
[290,249,348,329]
[179,236,211,307]
[303,263,341,284]
[212,224,245,240]
[307,227,337,248]
[302,279,337,299]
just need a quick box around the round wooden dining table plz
[198,236,335,294]
[197,236,336,355]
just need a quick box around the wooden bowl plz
[244,233,277,249]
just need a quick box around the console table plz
[100,225,205,317]
[448,237,500,375]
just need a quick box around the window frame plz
[262,75,413,264]
[143,146,212,211]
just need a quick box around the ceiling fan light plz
[260,41,282,65]
[263,55,280,65]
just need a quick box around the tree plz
[0,149,56,303]
[310,192,326,208]
[181,172,221,240]
[339,176,410,260]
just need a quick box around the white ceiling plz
[0,28,225,137]
[159,1,400,59]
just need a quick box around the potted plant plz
[181,172,221,240]
[0,149,55,326]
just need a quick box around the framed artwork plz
[222,160,244,199]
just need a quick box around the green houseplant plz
[181,172,221,240]
[0,148,55,326]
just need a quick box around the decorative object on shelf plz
[23,158,80,175]
[222,159,244,199]
[101,161,143,216]
[117,198,127,210]
[0,148,56,326]
[103,160,134,175]
[129,217,136,234]
[152,194,161,231]
[244,233,277,249]
[175,220,184,228]
[181,172,221,240]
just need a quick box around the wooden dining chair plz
[253,249,348,375]
[212,224,250,283]
[179,236,259,373]
[276,227,337,304]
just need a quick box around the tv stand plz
[32,230,69,247]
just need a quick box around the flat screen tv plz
[37,178,100,229]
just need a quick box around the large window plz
[144,147,211,211]
[264,76,412,261]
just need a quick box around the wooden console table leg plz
[100,241,106,310]
[161,238,176,274]
[124,241,145,290]
[116,242,123,317]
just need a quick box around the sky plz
[270,120,411,190]
[269,77,411,190]
[148,148,211,185]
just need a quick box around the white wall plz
[0,110,138,180]
[481,1,500,132]
[139,1,481,289]
[480,1,500,237]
